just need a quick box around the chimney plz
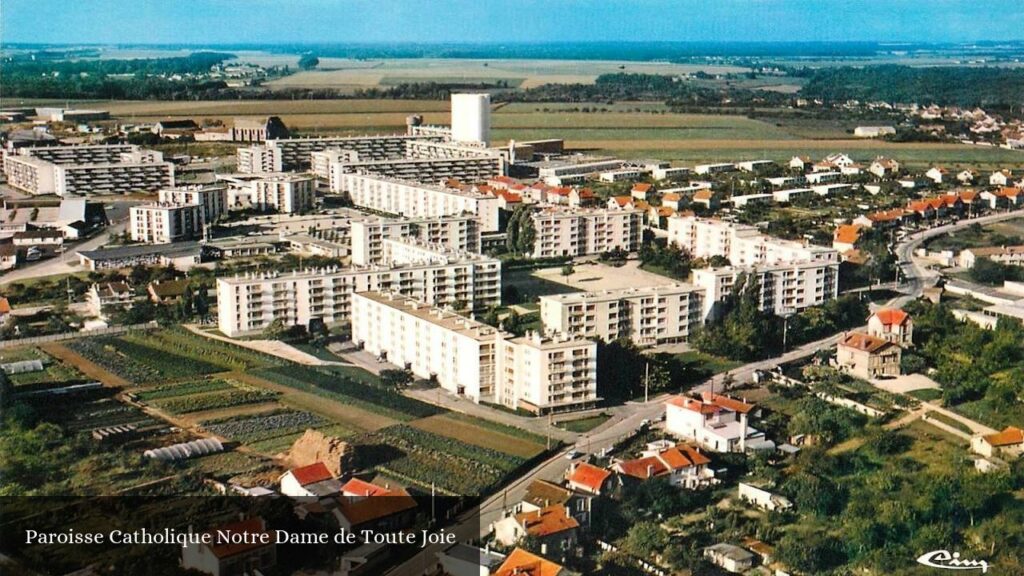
[647,464,654,478]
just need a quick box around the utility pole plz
[644,362,650,403]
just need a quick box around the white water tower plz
[451,93,491,145]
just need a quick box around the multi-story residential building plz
[498,331,598,415]
[4,145,174,196]
[157,185,227,223]
[339,173,499,232]
[217,173,315,214]
[348,215,481,266]
[129,203,204,244]
[691,260,839,320]
[667,215,839,267]
[236,134,449,173]
[349,291,599,413]
[530,207,643,258]
[540,284,704,346]
[216,250,500,337]
[352,291,503,403]
[836,331,902,379]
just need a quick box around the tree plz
[380,369,413,390]
[775,531,847,573]
[298,54,320,70]
[262,318,287,340]
[561,264,575,277]
[621,521,668,559]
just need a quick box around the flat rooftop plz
[355,290,502,341]
[541,282,702,304]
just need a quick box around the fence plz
[0,321,159,349]
[596,540,669,576]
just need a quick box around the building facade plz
[339,173,500,232]
[540,284,704,346]
[530,208,643,258]
[129,203,204,244]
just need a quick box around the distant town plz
[3,38,1024,576]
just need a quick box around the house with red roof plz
[631,182,654,201]
[0,297,11,323]
[494,504,580,551]
[297,478,418,533]
[279,462,341,497]
[868,309,913,347]
[521,478,593,528]
[180,517,276,576]
[492,547,574,576]
[832,224,863,253]
[836,331,901,379]
[566,461,612,496]
[612,442,715,489]
[665,392,769,453]
[972,426,1024,459]
[853,208,907,229]
[607,196,636,211]
[869,157,900,178]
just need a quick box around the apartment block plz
[351,291,597,413]
[129,203,204,244]
[540,284,705,346]
[531,207,643,258]
[667,215,838,266]
[5,145,174,196]
[349,215,481,266]
[339,173,500,232]
[691,261,839,320]
[158,185,227,223]
[217,173,315,213]
[236,145,282,173]
[331,156,503,187]
[237,134,448,172]
[216,250,500,337]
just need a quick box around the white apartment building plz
[4,145,174,196]
[217,173,315,213]
[236,144,283,173]
[351,291,598,413]
[352,291,502,403]
[694,163,736,175]
[237,134,448,172]
[531,207,642,258]
[691,260,839,320]
[540,284,704,346]
[158,185,227,223]
[499,331,599,414]
[349,215,481,266]
[216,250,500,337]
[339,172,499,232]
[129,203,204,244]
[666,215,839,267]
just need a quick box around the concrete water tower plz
[450,93,491,146]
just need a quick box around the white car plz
[565,450,580,460]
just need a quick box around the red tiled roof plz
[337,487,417,527]
[701,391,756,414]
[611,196,632,207]
[839,331,895,353]
[616,456,667,479]
[666,395,721,415]
[341,477,389,497]
[632,183,653,193]
[207,518,272,559]
[868,209,906,222]
[693,189,714,201]
[515,504,579,537]
[289,462,333,486]
[677,444,711,466]
[0,297,10,314]
[983,426,1024,447]
[662,193,682,202]
[493,548,566,576]
[873,308,910,326]
[834,224,862,245]
[567,462,611,493]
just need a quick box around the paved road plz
[0,220,126,285]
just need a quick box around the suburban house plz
[180,517,277,576]
[832,224,863,253]
[867,308,913,346]
[990,169,1014,187]
[853,208,907,229]
[147,278,192,304]
[691,189,721,210]
[925,166,949,184]
[958,169,979,184]
[869,157,900,178]
[959,245,1024,269]
[521,479,593,529]
[661,192,683,211]
[836,331,902,379]
[738,482,793,512]
[630,182,653,201]
[665,391,771,453]
[0,297,10,323]
[329,483,418,532]
[971,426,1024,459]
[565,461,613,496]
[492,548,576,576]
[279,462,341,497]
[87,282,135,319]
[788,156,811,171]
[611,442,716,489]
[493,504,580,551]
[703,543,756,574]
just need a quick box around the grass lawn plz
[952,398,1024,431]
[674,350,743,375]
[925,411,974,434]
[558,413,611,433]
[909,389,943,402]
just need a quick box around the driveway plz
[870,373,940,394]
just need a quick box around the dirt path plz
[177,401,284,424]
[229,371,397,432]
[183,325,353,367]
[40,342,133,388]
[411,413,545,459]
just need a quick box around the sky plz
[2,0,1023,45]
